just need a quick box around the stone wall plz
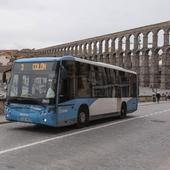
[0,72,11,82]
[0,99,5,114]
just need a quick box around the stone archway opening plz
[108,39,112,53]
[121,36,126,51]
[115,38,119,51]
[147,32,153,49]
[157,29,164,47]
[137,33,144,49]
[129,34,135,50]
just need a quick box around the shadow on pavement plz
[9,115,136,135]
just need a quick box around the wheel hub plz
[79,112,86,123]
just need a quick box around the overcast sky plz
[0,0,169,50]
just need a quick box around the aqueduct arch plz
[4,21,169,89]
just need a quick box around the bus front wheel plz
[77,107,89,128]
[120,103,127,119]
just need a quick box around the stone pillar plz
[105,39,109,54]
[104,39,109,63]
[53,49,56,56]
[60,48,63,56]
[91,42,97,61]
[115,52,119,66]
[164,29,169,46]
[96,41,103,62]
[83,44,87,58]
[115,38,123,67]
[162,29,170,90]
[124,52,132,69]
[74,45,78,57]
[140,50,149,87]
[62,47,66,56]
[92,42,97,60]
[143,33,148,49]
[101,55,105,63]
[101,54,105,63]
[132,52,140,74]
[111,38,115,53]
[64,47,67,56]
[63,47,66,56]
[124,36,130,68]
[105,54,110,64]
[93,41,97,55]
[99,41,102,55]
[88,42,92,57]
[153,31,158,48]
[161,50,170,89]
[118,38,122,51]
[93,55,98,61]
[126,36,130,51]
[116,52,123,67]
[66,47,69,56]
[79,44,82,57]
[110,53,116,65]
[134,34,139,50]
[70,46,74,56]
[58,49,61,56]
[149,51,159,88]
[161,53,166,89]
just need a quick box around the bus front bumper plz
[5,104,58,127]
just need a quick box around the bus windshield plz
[8,62,58,105]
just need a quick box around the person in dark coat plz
[156,92,161,103]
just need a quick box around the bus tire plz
[77,106,89,128]
[120,102,127,119]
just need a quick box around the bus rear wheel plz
[120,103,127,119]
[77,108,89,128]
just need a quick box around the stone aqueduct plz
[1,21,170,89]
[36,21,170,89]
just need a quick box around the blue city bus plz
[5,56,138,127]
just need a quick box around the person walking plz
[165,92,168,101]
[156,92,161,103]
[152,93,156,102]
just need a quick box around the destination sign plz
[13,62,57,73]
[32,63,47,71]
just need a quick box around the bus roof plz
[15,56,136,74]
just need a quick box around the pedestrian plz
[165,92,168,101]
[156,92,161,103]
[168,92,170,100]
[152,94,156,102]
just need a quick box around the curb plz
[0,120,12,125]
[139,101,168,106]
[0,115,12,125]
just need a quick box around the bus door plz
[115,85,122,112]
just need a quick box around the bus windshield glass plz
[8,62,58,104]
